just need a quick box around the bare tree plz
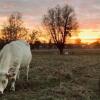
[29,30,39,43]
[1,12,27,43]
[29,28,42,43]
[43,5,78,54]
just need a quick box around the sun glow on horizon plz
[77,29,100,44]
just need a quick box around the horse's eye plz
[2,80,6,84]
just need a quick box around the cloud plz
[67,0,100,29]
[0,0,99,29]
[0,0,66,28]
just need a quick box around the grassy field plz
[1,49,100,100]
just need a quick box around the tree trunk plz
[59,48,64,55]
[56,43,64,55]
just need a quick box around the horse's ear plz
[5,73,15,79]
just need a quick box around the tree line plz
[0,4,78,55]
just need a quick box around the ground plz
[1,49,100,100]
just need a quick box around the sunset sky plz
[0,0,100,43]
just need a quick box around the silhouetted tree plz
[29,29,42,49]
[29,29,39,43]
[48,39,52,49]
[43,5,78,54]
[34,40,41,49]
[1,12,27,43]
[75,38,81,44]
[92,41,100,48]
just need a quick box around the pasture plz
[1,49,100,100]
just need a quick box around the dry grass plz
[1,49,100,100]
